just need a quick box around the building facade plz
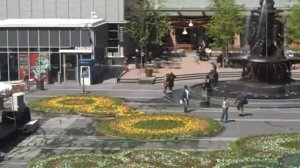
[0,0,126,83]
[158,0,299,50]
[0,0,298,83]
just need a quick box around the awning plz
[0,19,106,28]
[59,48,92,54]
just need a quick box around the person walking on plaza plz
[220,96,229,123]
[163,73,169,93]
[180,85,189,112]
[235,92,248,116]
[135,48,141,69]
[168,72,176,91]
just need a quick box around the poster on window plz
[29,53,50,82]
[19,53,29,81]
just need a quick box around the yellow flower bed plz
[29,96,143,117]
[97,114,222,139]
[111,114,208,135]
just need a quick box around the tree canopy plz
[124,0,170,49]
[287,2,300,44]
[205,0,244,48]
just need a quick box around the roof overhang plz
[0,19,106,28]
[59,48,92,54]
[158,7,290,17]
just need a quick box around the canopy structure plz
[0,18,106,28]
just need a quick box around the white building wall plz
[0,0,125,23]
[7,0,20,18]
[0,0,6,19]
[69,0,81,18]
[32,0,44,18]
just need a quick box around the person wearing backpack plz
[235,92,248,116]
[168,72,176,92]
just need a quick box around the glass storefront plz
[0,53,8,81]
[0,28,92,82]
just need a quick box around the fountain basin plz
[191,80,300,99]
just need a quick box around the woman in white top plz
[220,96,229,123]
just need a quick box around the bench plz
[175,44,192,51]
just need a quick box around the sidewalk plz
[121,53,242,80]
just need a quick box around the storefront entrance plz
[59,48,92,84]
[63,54,78,82]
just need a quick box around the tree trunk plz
[223,42,229,68]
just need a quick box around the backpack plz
[243,98,248,104]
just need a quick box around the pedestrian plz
[163,73,169,93]
[23,74,30,91]
[135,48,141,69]
[141,49,145,68]
[201,79,209,99]
[205,47,212,59]
[180,85,189,112]
[217,54,224,67]
[124,56,129,72]
[168,72,176,91]
[220,96,229,123]
[235,92,248,116]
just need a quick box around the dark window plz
[60,30,70,47]
[50,30,59,47]
[81,30,91,47]
[108,24,118,30]
[71,30,80,47]
[40,30,49,47]
[8,30,18,47]
[19,30,28,47]
[9,53,18,80]
[0,30,7,47]
[29,30,39,47]
[19,48,29,52]
[108,40,118,47]
[0,53,8,81]
[108,31,118,39]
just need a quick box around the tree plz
[287,2,300,44]
[205,0,244,66]
[124,0,170,52]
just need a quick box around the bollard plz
[154,58,160,73]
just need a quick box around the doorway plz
[63,54,78,83]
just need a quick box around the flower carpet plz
[29,96,143,117]
[27,96,300,167]
[28,134,300,167]
[97,114,222,140]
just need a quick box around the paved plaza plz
[1,54,300,167]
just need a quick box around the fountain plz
[236,0,297,84]
[165,0,300,108]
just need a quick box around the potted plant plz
[144,66,154,77]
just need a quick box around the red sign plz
[18,52,50,82]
